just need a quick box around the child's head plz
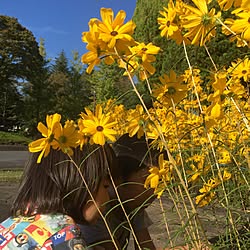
[112,134,162,211]
[11,143,117,224]
[113,133,160,181]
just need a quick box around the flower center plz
[141,48,148,52]
[138,119,144,126]
[111,30,118,36]
[166,20,171,27]
[96,126,104,132]
[202,14,211,26]
[59,135,67,144]
[167,86,176,95]
[48,134,54,143]
[242,70,247,74]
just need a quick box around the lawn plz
[0,169,23,182]
[0,131,32,145]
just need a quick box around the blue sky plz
[1,0,136,60]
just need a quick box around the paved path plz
[0,151,30,169]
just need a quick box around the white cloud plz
[27,25,69,35]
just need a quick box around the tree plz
[87,62,144,109]
[21,38,53,135]
[65,51,92,118]
[48,50,93,119]
[51,50,70,73]
[48,51,71,117]
[0,15,44,130]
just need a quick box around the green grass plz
[0,169,23,182]
[0,131,32,145]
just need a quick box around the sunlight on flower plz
[28,113,61,163]
[144,154,174,198]
[231,7,250,43]
[120,42,160,81]
[127,104,147,138]
[97,8,136,49]
[181,0,221,46]
[228,57,250,82]
[80,104,117,145]
[158,0,184,44]
[81,8,136,73]
[54,120,79,155]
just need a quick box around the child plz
[0,143,117,249]
[80,133,161,250]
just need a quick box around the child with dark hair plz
[0,143,117,249]
[80,134,161,250]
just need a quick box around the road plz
[0,151,30,169]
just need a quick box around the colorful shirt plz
[0,213,86,249]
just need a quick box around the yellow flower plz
[158,0,184,44]
[153,70,187,107]
[144,154,174,198]
[222,17,249,47]
[206,72,228,119]
[195,178,219,207]
[127,105,147,138]
[54,120,79,155]
[28,113,61,163]
[218,149,231,164]
[129,42,160,62]
[96,8,136,49]
[228,80,246,99]
[221,169,232,181]
[195,191,215,207]
[186,154,209,184]
[81,19,109,74]
[81,8,136,73]
[181,0,221,46]
[228,57,250,82]
[231,8,250,42]
[77,118,89,150]
[217,0,241,11]
[120,42,160,80]
[81,104,117,145]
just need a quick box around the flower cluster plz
[80,3,250,207]
[81,8,160,80]
[29,104,117,163]
[158,0,250,47]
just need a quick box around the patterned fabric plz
[0,213,86,249]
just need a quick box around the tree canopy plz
[0,15,44,130]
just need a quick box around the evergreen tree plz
[52,50,69,73]
[48,50,71,117]
[49,50,93,119]
[22,38,52,135]
[0,15,44,131]
[65,51,92,118]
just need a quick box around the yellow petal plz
[210,102,221,118]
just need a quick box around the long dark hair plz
[113,134,162,180]
[11,143,117,224]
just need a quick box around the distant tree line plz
[0,15,139,136]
